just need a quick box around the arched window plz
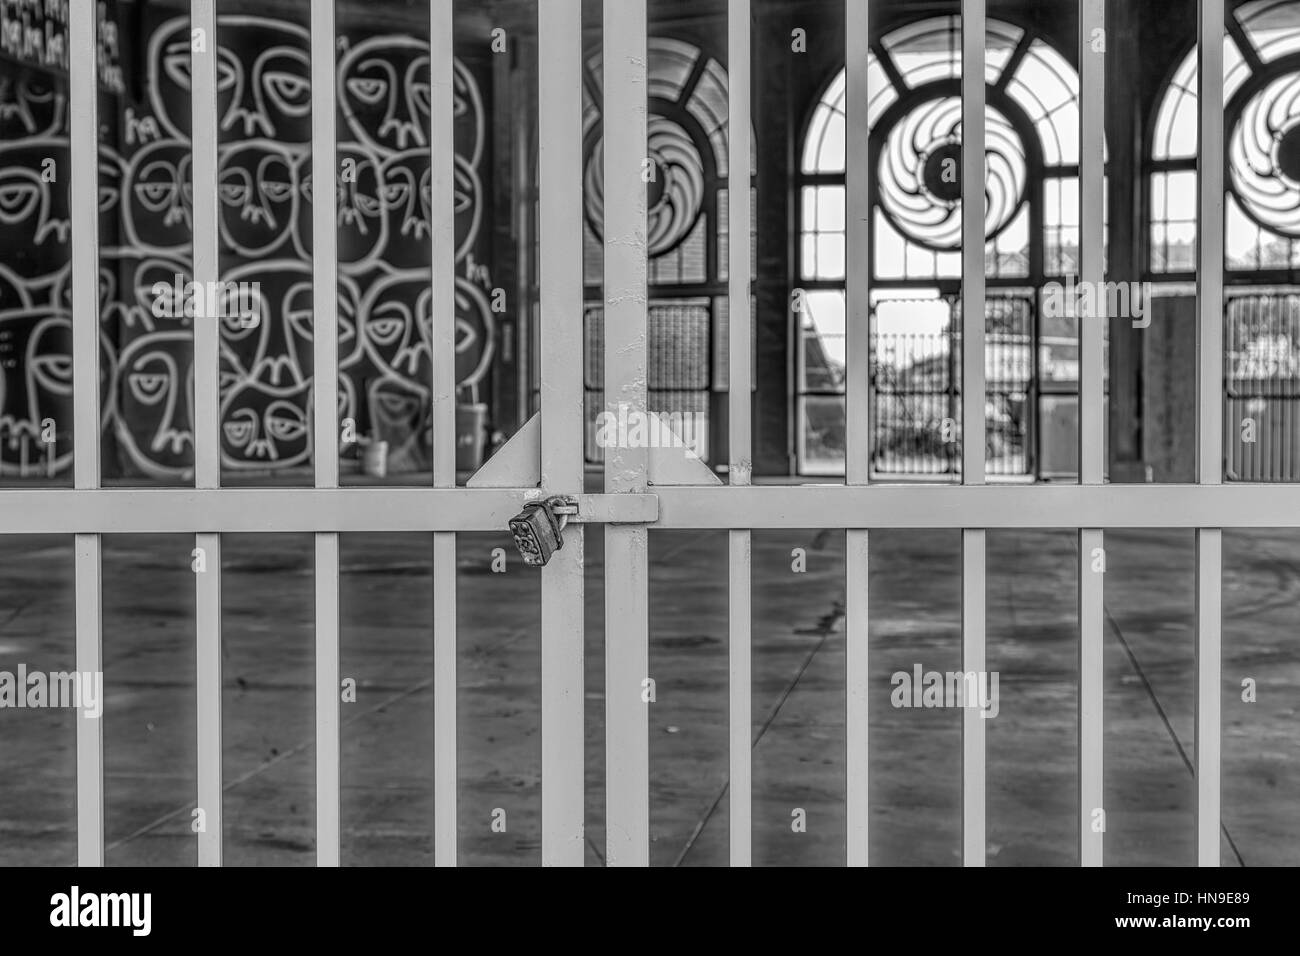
[1150,0,1300,273]
[1151,1,1300,481]
[578,36,756,466]
[797,16,1101,478]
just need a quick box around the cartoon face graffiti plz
[218,260,363,384]
[373,149,432,272]
[0,71,65,140]
[220,373,312,468]
[218,140,299,257]
[115,330,194,478]
[355,273,431,385]
[123,140,194,252]
[453,60,485,168]
[354,273,494,401]
[148,16,312,144]
[293,144,389,272]
[0,139,71,282]
[0,308,115,476]
[95,254,192,333]
[338,35,431,155]
[337,38,483,163]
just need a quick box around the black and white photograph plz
[0,0,1292,930]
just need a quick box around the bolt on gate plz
[41,0,1260,866]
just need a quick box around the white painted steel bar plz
[431,0,458,491]
[309,0,342,869]
[1078,526,1104,865]
[70,0,101,494]
[1195,528,1222,866]
[432,529,457,865]
[728,0,753,480]
[1198,0,1225,492]
[961,530,986,866]
[430,0,459,868]
[728,529,751,866]
[845,527,869,866]
[74,534,103,866]
[0,484,1298,533]
[960,0,986,868]
[191,0,223,868]
[312,0,339,492]
[601,0,650,867]
[961,0,986,486]
[192,0,220,492]
[1079,0,1105,486]
[1196,0,1225,868]
[540,0,588,867]
[845,0,872,489]
[727,0,753,869]
[69,5,104,867]
[1078,0,1106,868]
[844,0,871,868]
[0,484,1295,532]
[314,531,340,864]
[194,531,222,866]
[604,521,647,867]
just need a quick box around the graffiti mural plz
[0,9,493,479]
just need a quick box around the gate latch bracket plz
[508,492,658,567]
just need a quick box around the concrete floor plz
[0,526,1296,866]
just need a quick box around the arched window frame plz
[795,15,1103,478]
[1148,0,1300,278]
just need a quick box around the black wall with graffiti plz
[0,0,496,480]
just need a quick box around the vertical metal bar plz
[69,3,103,868]
[430,0,459,867]
[194,531,222,866]
[727,0,753,869]
[844,0,871,868]
[314,533,340,864]
[1196,0,1225,868]
[961,1,986,488]
[1078,0,1106,868]
[540,0,589,867]
[432,530,457,865]
[961,531,986,866]
[1195,528,1222,865]
[191,0,223,868]
[601,0,649,867]
[1078,527,1104,864]
[310,0,341,867]
[192,1,220,492]
[74,536,102,866]
[311,0,339,493]
[960,0,986,868]
[1079,0,1105,491]
[604,519,646,867]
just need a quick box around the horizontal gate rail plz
[0,484,1296,532]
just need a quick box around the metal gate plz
[42,0,1257,867]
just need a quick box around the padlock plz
[508,496,575,567]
